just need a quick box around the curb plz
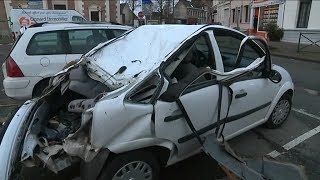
[270,52,320,64]
[0,104,19,107]
[0,43,13,46]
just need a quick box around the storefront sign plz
[252,0,285,8]
[259,5,279,30]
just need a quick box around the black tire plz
[32,78,50,98]
[265,94,292,129]
[0,107,19,143]
[98,150,160,180]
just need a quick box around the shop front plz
[249,0,285,39]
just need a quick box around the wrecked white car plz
[0,25,294,180]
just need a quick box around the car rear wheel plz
[266,94,292,129]
[98,150,160,180]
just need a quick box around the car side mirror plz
[269,69,282,83]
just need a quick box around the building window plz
[297,0,312,28]
[232,9,235,23]
[89,5,101,22]
[122,14,126,24]
[245,5,249,22]
[53,4,66,10]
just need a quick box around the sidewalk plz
[0,105,18,124]
[268,41,320,63]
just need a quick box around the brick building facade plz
[0,0,121,43]
[174,0,210,25]
[0,0,9,38]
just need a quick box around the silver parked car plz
[0,25,294,180]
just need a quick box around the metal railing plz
[297,32,320,53]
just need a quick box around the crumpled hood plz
[85,25,205,90]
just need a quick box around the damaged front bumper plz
[0,99,105,180]
[20,106,102,174]
[63,110,100,163]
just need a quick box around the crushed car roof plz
[87,25,205,88]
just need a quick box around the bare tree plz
[153,0,174,23]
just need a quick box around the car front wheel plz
[98,150,160,180]
[266,94,292,129]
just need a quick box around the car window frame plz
[125,71,164,105]
[64,28,128,55]
[110,29,128,38]
[193,33,216,70]
[182,72,218,95]
[26,30,67,56]
[162,32,216,79]
[159,70,217,102]
[213,29,268,79]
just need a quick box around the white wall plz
[216,2,230,26]
[277,3,285,28]
[105,0,110,22]
[75,1,84,15]
[43,0,48,9]
[283,0,320,30]
[282,0,299,29]
[116,1,121,23]
[308,0,320,29]
[4,0,11,21]
[281,0,320,43]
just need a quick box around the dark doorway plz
[90,11,100,21]
[53,4,66,10]
[122,14,126,24]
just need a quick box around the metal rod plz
[298,32,320,52]
[297,32,301,53]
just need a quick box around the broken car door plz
[155,72,229,159]
[154,34,228,159]
[213,29,278,139]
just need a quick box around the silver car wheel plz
[272,99,290,125]
[112,161,153,180]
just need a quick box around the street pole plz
[132,0,135,26]
[249,0,254,32]
[229,0,231,27]
[172,0,175,23]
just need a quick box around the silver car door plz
[155,71,229,158]
[213,29,278,139]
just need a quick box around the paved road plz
[0,45,319,179]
